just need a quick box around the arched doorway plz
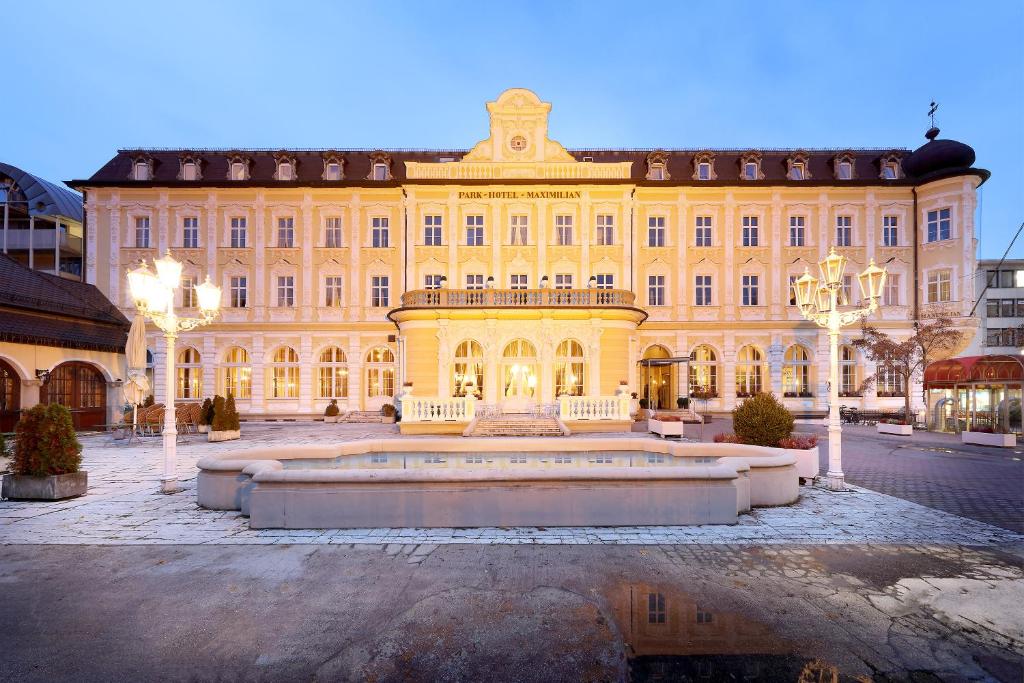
[0,359,21,431]
[42,361,107,430]
[554,339,585,396]
[453,340,484,398]
[502,339,538,412]
[641,345,673,409]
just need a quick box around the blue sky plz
[6,1,1021,257]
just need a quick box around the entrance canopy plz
[924,355,1024,388]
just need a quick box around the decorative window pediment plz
[368,151,393,181]
[739,151,764,181]
[786,151,812,181]
[833,151,856,180]
[128,152,154,181]
[177,153,203,181]
[692,151,717,181]
[645,150,670,181]
[225,152,252,181]
[879,151,904,180]
[273,152,298,181]
[322,152,345,181]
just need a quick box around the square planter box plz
[782,446,820,481]
[382,416,396,424]
[649,419,686,439]
[323,416,339,423]
[2,471,88,500]
[208,429,241,443]
[877,423,913,436]
[197,425,210,433]
[962,431,1016,448]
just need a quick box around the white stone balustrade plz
[401,396,476,423]
[559,395,631,421]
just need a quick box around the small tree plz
[13,404,82,476]
[218,393,241,431]
[732,392,794,447]
[853,317,964,422]
[200,398,215,426]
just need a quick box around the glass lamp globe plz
[127,261,157,306]
[196,276,222,312]
[819,248,847,286]
[858,260,887,302]
[154,252,183,289]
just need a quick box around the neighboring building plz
[1,162,85,280]
[0,254,128,430]
[964,259,1024,355]
[70,89,984,419]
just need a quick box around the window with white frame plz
[743,162,758,181]
[783,345,812,396]
[221,346,251,398]
[555,215,573,246]
[230,217,247,248]
[277,217,294,247]
[181,277,196,308]
[689,345,718,396]
[741,216,759,246]
[135,216,151,248]
[371,217,389,247]
[276,275,295,307]
[876,361,905,397]
[182,217,199,248]
[697,162,711,181]
[736,346,764,396]
[424,274,443,290]
[596,214,613,245]
[230,161,246,181]
[789,275,798,305]
[926,208,951,242]
[882,161,899,179]
[835,216,852,247]
[277,161,293,181]
[596,273,614,289]
[424,214,442,246]
[230,276,247,308]
[466,274,484,290]
[883,273,900,306]
[133,160,151,181]
[324,217,343,247]
[181,161,198,181]
[365,346,395,397]
[840,346,859,396]
[269,347,299,398]
[837,160,853,180]
[509,214,528,245]
[789,162,806,180]
[317,346,348,398]
[372,163,388,181]
[927,270,951,303]
[465,215,484,245]
[789,216,806,246]
[741,275,759,306]
[371,275,389,307]
[882,215,898,247]
[695,275,712,306]
[648,275,666,306]
[842,275,854,305]
[324,276,343,307]
[554,274,573,289]
[325,162,342,181]
[695,216,712,246]
[648,163,666,181]
[648,216,665,247]
[176,347,202,398]
[510,274,528,290]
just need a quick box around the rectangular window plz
[182,162,197,181]
[1000,269,1015,288]
[230,162,246,181]
[789,275,798,306]
[277,217,294,248]
[510,274,528,290]
[554,274,573,289]
[648,275,665,306]
[465,215,484,246]
[1001,299,1015,317]
[325,276,343,307]
[926,208,951,243]
[371,275,389,307]
[883,161,898,179]
[882,215,898,247]
[695,216,712,246]
[181,277,196,308]
[741,216,759,246]
[741,274,759,306]
[986,299,1000,318]
[182,217,199,248]
[135,216,150,248]
[743,162,758,180]
[555,215,573,246]
[838,161,853,180]
[836,216,852,247]
[276,276,295,307]
[424,274,443,290]
[325,162,342,180]
[789,216,806,246]
[648,593,666,624]
[883,274,900,306]
[647,216,665,247]
[695,275,712,306]
[596,274,614,289]
[510,214,528,245]
[842,275,854,305]
[277,162,293,181]
[789,163,805,180]
[927,270,952,303]
[423,214,442,246]
[596,214,614,245]
[324,217,343,247]
[697,162,711,181]
[230,217,247,248]
[372,217,389,248]
[230,276,247,308]
[466,274,484,290]
[372,163,388,181]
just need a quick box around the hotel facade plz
[71,89,986,419]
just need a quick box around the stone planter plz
[323,415,339,423]
[208,429,241,443]
[877,423,913,436]
[781,446,819,480]
[197,425,210,433]
[381,416,396,424]
[962,431,1017,448]
[2,471,88,500]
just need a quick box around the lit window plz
[783,346,812,397]
[510,274,528,290]
[555,215,573,246]
[927,270,951,303]
[465,215,484,246]
[230,276,247,308]
[882,216,898,247]
[648,216,665,247]
[424,215,443,246]
[371,275,389,307]
[324,276,343,307]
[695,275,712,306]
[510,215,528,245]
[176,347,202,399]
[835,216,852,247]
[648,275,665,306]
[554,339,585,396]
[741,216,759,246]
[695,216,712,246]
[325,217,343,247]
[135,216,151,248]
[741,274,759,306]
[317,346,348,398]
[689,345,718,397]
[277,217,294,248]
[596,274,614,289]
[596,214,613,245]
[222,347,251,399]
[736,346,764,396]
[789,216,806,246]
[554,274,573,289]
[365,347,395,398]
[371,217,389,247]
[269,347,299,398]
[926,208,951,242]
[230,217,247,248]
[182,217,199,248]
[276,275,295,307]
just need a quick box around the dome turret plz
[902,127,976,179]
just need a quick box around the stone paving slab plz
[2,422,1022,547]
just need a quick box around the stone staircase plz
[466,415,567,437]
[339,411,385,423]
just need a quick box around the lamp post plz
[793,248,887,491]
[127,252,221,493]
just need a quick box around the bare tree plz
[852,317,965,422]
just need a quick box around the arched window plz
[735,346,765,397]
[42,362,106,429]
[221,347,251,399]
[0,358,22,431]
[840,346,859,396]
[366,346,395,398]
[317,347,348,399]
[453,340,484,398]
[783,345,812,397]
[688,345,719,398]
[502,339,538,400]
[176,347,202,399]
[554,339,585,396]
[269,347,299,398]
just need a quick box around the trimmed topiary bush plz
[325,399,340,417]
[210,396,227,431]
[381,403,396,418]
[13,404,82,476]
[732,392,794,447]
[200,398,215,426]
[213,393,241,431]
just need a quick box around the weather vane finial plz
[928,101,939,128]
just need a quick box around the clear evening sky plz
[5,1,1021,258]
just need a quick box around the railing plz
[559,395,631,421]
[401,396,476,423]
[401,288,636,308]
[1,229,83,253]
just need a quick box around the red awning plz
[924,355,1024,388]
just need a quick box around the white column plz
[161,329,179,494]
[301,194,314,319]
[446,194,458,285]
[108,197,121,304]
[347,337,362,410]
[251,334,265,413]
[157,194,169,253]
[202,334,215,400]
[253,195,266,314]
[770,192,783,318]
[349,198,362,320]
[768,338,783,396]
[299,334,313,413]
[825,309,844,490]
[152,334,168,403]
[722,332,737,410]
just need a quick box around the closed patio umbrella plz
[122,314,151,428]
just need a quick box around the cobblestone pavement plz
[1,422,1021,547]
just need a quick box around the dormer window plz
[645,151,670,181]
[273,153,297,181]
[129,154,154,181]
[692,151,717,181]
[279,162,292,180]
[226,153,251,181]
[833,151,856,180]
[790,163,805,180]
[786,152,811,181]
[838,161,852,179]
[321,152,345,181]
[882,162,898,179]
[367,151,392,181]
[373,163,387,181]
[650,164,665,180]
[177,153,202,181]
[182,162,197,181]
[879,152,903,180]
[739,151,763,181]
[698,163,711,180]
[744,163,757,180]
[231,162,245,180]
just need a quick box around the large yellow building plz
[71,89,985,419]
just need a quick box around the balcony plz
[2,229,83,255]
[399,287,637,309]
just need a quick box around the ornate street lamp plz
[793,248,887,491]
[127,252,221,493]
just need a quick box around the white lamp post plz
[127,253,221,493]
[793,249,887,491]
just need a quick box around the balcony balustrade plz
[400,287,636,308]
[1,228,83,254]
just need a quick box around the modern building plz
[964,258,1024,355]
[69,89,984,419]
[1,162,85,280]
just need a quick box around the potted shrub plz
[381,402,397,424]
[208,394,241,442]
[198,397,214,433]
[877,418,912,436]
[2,404,87,500]
[324,399,341,423]
[962,425,1017,448]
[733,392,794,447]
